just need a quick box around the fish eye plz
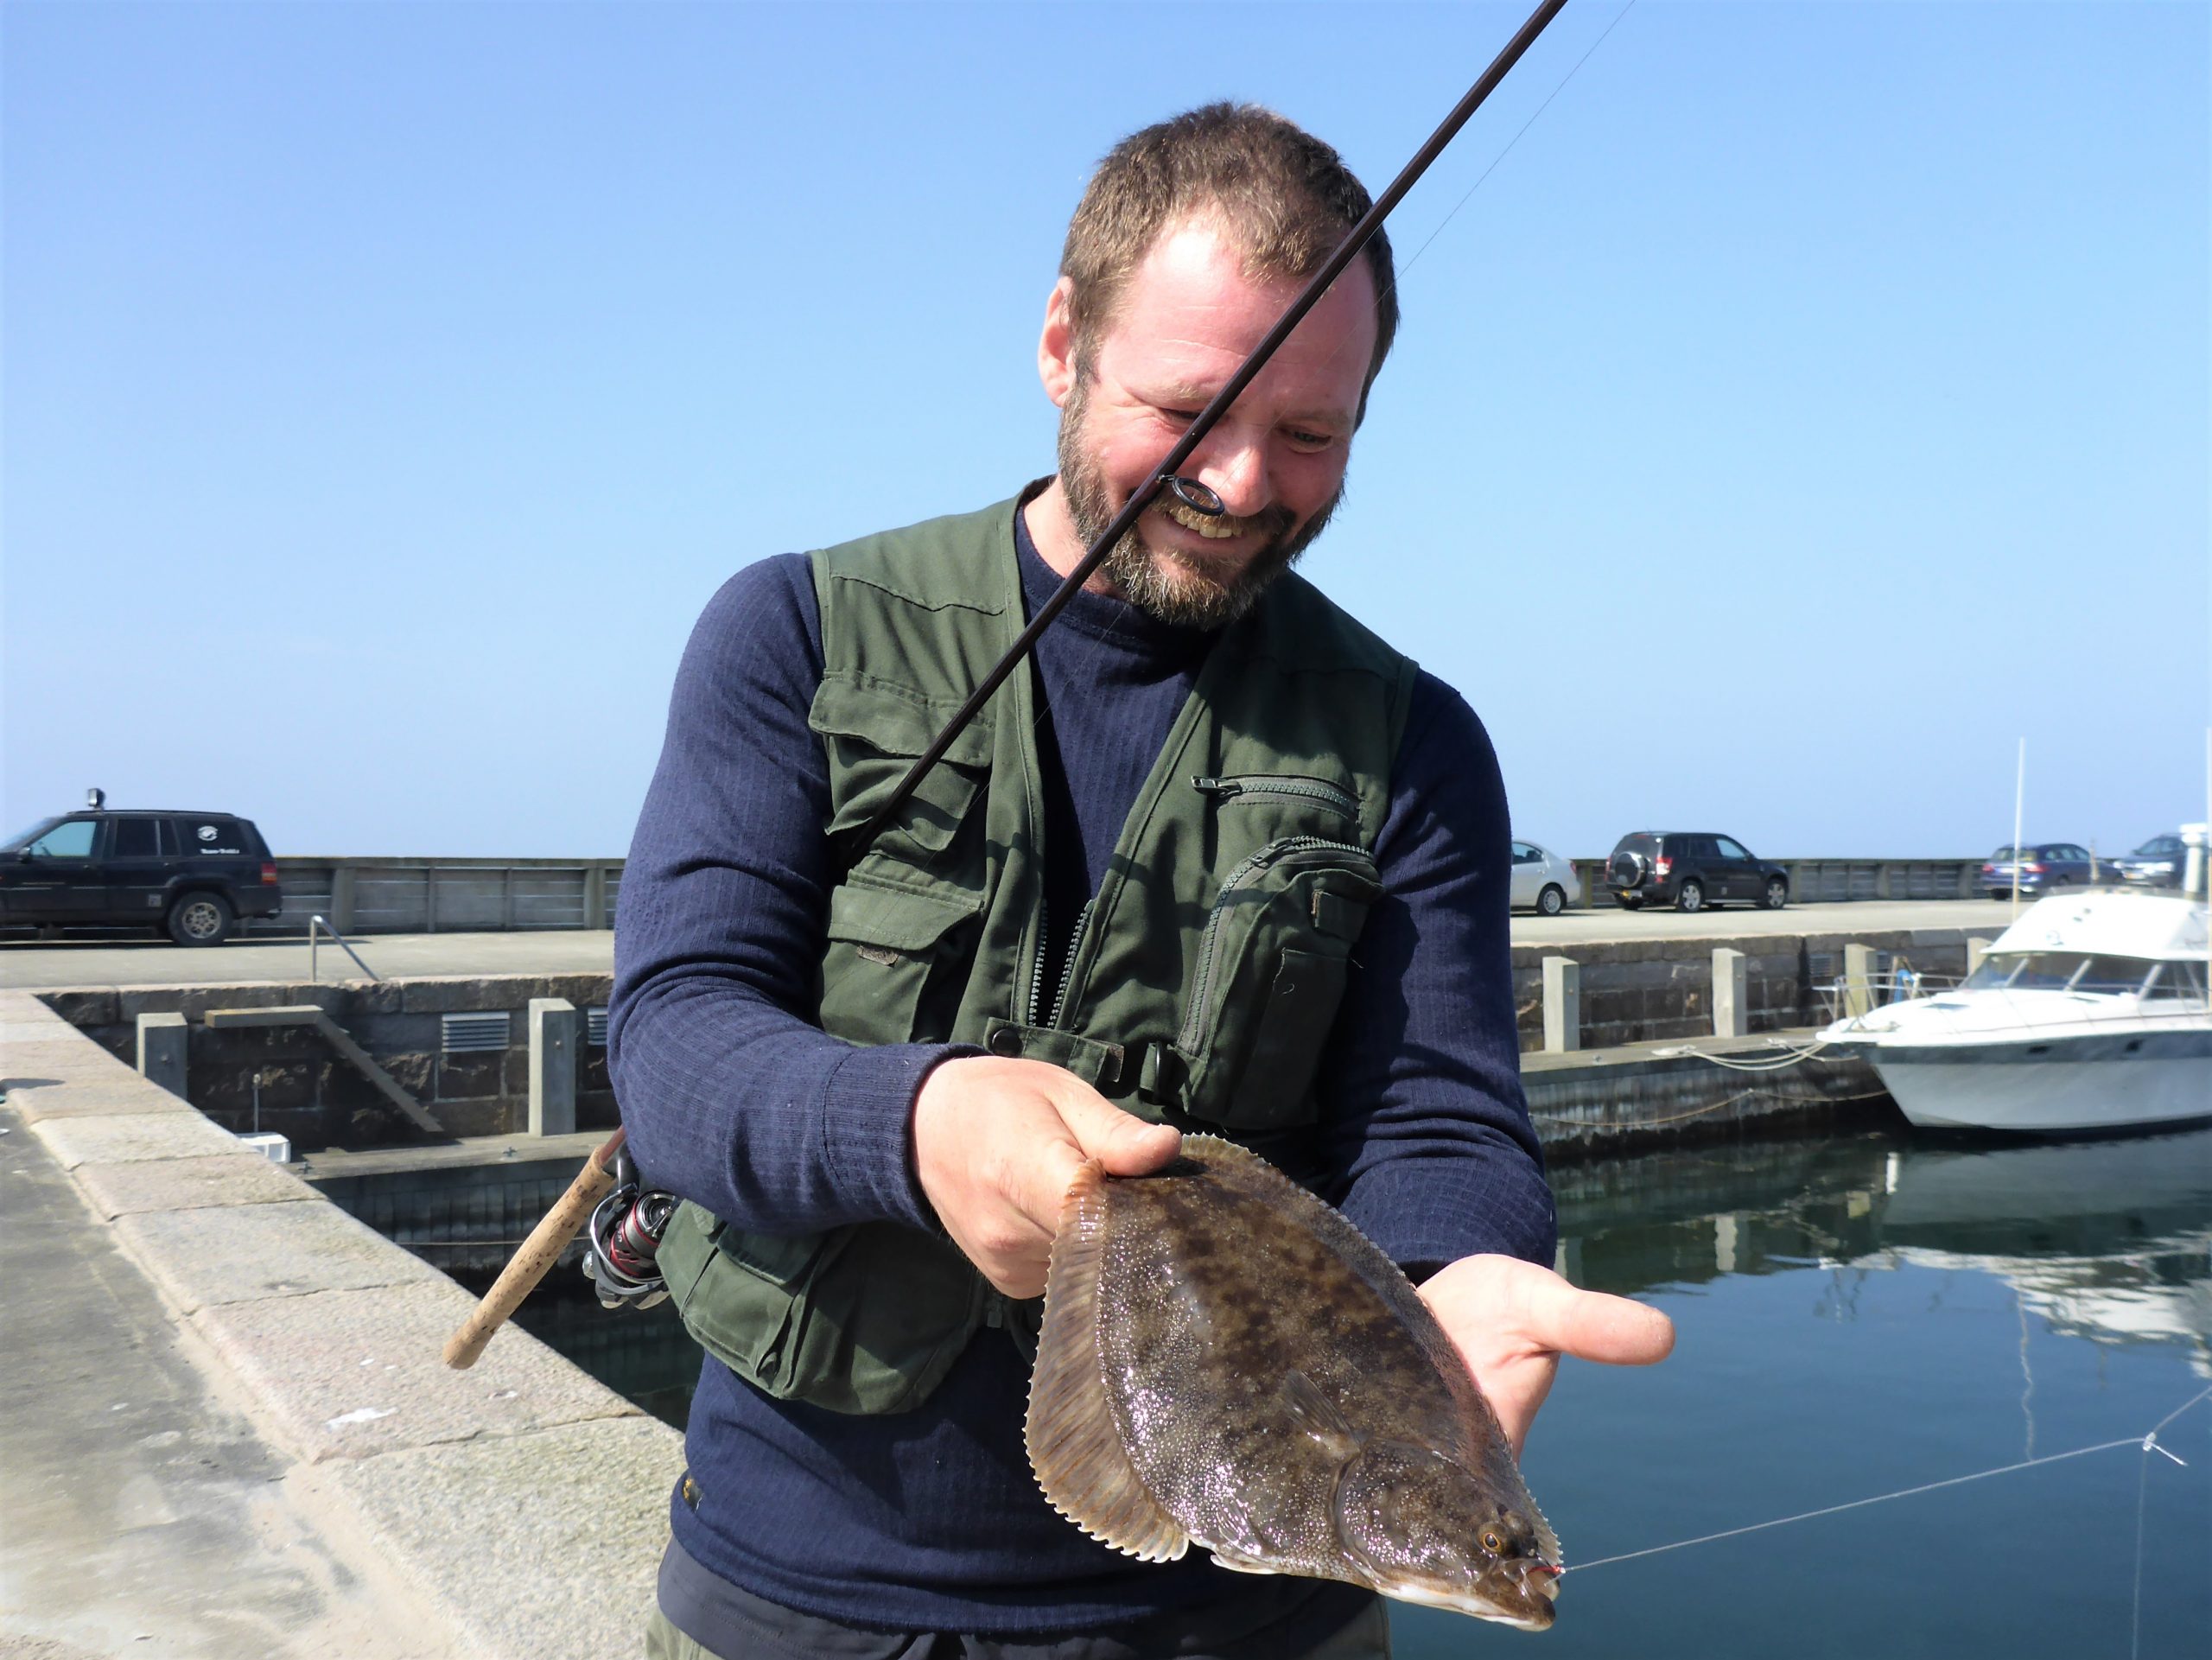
[1480,1528,1507,1555]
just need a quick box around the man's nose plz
[1188,426,1270,519]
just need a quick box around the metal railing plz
[308,914,383,983]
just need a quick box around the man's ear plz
[1038,277,1079,410]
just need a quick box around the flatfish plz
[1025,1135,1561,1630]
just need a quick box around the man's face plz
[1046,221,1377,629]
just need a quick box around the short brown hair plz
[1060,103,1398,419]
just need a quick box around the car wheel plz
[1618,894,1643,911]
[1675,879,1706,913]
[167,892,234,946]
[1762,876,1788,910]
[1537,883,1566,917]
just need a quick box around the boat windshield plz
[2145,960,2208,1001]
[1965,952,2159,995]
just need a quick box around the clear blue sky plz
[5,1,2206,860]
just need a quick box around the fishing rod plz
[440,0,1573,1366]
[842,0,1571,864]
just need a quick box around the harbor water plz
[482,1125,2212,1654]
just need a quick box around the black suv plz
[1606,831,1789,913]
[0,796,282,944]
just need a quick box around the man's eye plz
[1285,428,1336,451]
[1159,408,1200,425]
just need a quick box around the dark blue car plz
[2113,833,2187,889]
[1980,842,2113,900]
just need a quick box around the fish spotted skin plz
[1027,1135,1560,1630]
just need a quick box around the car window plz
[1714,837,1751,861]
[2056,845,2087,862]
[25,819,96,858]
[112,818,159,858]
[174,817,246,855]
[1510,842,1535,863]
[3,817,64,853]
[1612,834,1656,856]
[1989,846,2017,861]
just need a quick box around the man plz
[613,103,1672,1659]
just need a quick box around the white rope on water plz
[1562,1384,2210,1578]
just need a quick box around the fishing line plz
[1386,0,1640,295]
[1561,1384,2211,1576]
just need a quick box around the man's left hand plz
[1418,1254,1675,1459]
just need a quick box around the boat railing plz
[1820,969,2209,1038]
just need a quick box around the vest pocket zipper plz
[1192,774,1357,818]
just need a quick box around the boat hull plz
[1866,1028,2212,1133]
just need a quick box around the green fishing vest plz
[658,493,1418,1414]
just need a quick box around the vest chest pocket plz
[810,674,992,870]
[1166,838,1381,1130]
[819,878,982,1046]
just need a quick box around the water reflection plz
[464,1126,2212,1657]
[1554,1126,2212,1378]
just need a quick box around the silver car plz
[1510,839,1582,915]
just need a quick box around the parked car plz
[1509,839,1581,915]
[2112,833,2187,890]
[1978,843,2110,900]
[1605,831,1789,913]
[0,792,282,944]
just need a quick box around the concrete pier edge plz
[0,988,683,1660]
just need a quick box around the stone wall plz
[1510,927,1985,1052]
[41,974,617,1150]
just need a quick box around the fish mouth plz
[1382,1561,1560,1631]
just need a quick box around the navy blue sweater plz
[611,501,1554,1635]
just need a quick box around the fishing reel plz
[582,1142,677,1312]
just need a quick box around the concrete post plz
[1843,943,1879,1018]
[137,1012,188,1100]
[1713,947,1748,1038]
[1541,956,1581,1053]
[329,864,357,932]
[529,998,581,1136]
[583,863,608,930]
[1965,938,1993,980]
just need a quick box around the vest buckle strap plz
[980,1019,1126,1091]
[1137,1040,1188,1108]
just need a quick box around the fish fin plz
[1280,1370,1361,1458]
[1208,1547,1283,1576]
[1533,1498,1562,1569]
[1026,1159,1191,1565]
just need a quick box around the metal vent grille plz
[586,1006,608,1047]
[441,1012,511,1054]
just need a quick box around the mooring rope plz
[1561,1383,2210,1577]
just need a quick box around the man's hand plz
[1420,1254,1675,1459]
[912,1056,1180,1299]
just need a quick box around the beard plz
[1056,375,1344,631]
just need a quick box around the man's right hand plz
[912,1055,1181,1299]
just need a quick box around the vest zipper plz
[1025,899,1096,1029]
[1192,774,1358,817]
[1176,836,1366,1052]
[1045,901,1092,1029]
[1025,901,1052,1027]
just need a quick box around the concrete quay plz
[0,989,681,1660]
[0,900,2005,992]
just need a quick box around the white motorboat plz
[1820,887,2211,1135]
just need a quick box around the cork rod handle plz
[442,1128,625,1370]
